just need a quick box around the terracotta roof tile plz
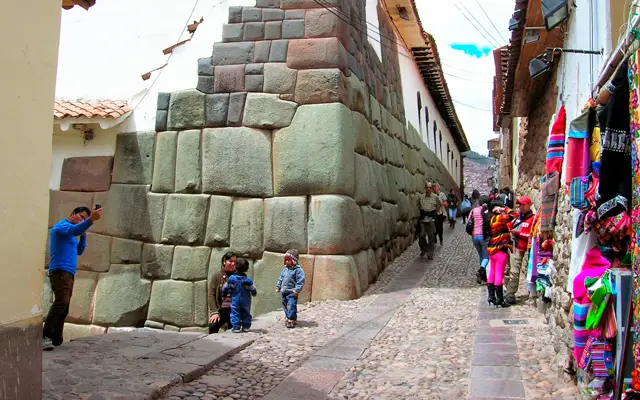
[54,101,131,120]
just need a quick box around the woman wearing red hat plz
[503,196,535,304]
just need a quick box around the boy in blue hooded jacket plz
[275,249,305,328]
[222,258,257,332]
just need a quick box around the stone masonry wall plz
[43,0,459,333]
[514,81,572,367]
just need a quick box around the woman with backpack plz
[460,194,472,224]
[467,195,489,284]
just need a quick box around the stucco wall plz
[398,45,462,186]
[51,125,119,190]
[44,0,459,334]
[1,1,61,398]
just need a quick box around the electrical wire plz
[454,2,502,48]
[444,71,493,83]
[474,0,508,44]
[452,99,493,112]
[131,0,216,113]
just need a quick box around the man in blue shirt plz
[43,205,103,351]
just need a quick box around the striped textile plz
[540,171,560,232]
[573,302,590,361]
[487,208,519,255]
[546,106,567,174]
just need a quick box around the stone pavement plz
[46,224,579,399]
[42,312,278,400]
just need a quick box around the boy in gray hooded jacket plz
[275,249,305,328]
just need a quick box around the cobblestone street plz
[163,224,578,400]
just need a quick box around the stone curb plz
[152,310,282,398]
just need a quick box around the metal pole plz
[594,12,640,92]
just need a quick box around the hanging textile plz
[566,109,592,185]
[546,106,567,175]
[567,208,597,294]
[598,62,632,220]
[629,50,640,375]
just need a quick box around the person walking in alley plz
[275,249,306,328]
[470,196,489,285]
[418,182,441,259]
[460,194,472,224]
[433,183,447,245]
[503,196,535,305]
[447,189,460,228]
[43,205,103,351]
[222,258,257,333]
[486,200,518,308]
[208,251,237,333]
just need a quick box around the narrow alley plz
[149,226,574,400]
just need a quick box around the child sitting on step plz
[275,249,306,328]
[222,258,257,333]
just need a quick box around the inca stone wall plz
[43,0,459,333]
[514,81,572,367]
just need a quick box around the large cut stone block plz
[147,280,195,327]
[352,250,369,294]
[252,251,314,316]
[60,156,113,192]
[175,130,202,193]
[345,74,368,115]
[294,68,348,104]
[304,7,346,39]
[227,93,247,127]
[205,94,230,127]
[286,37,348,73]
[282,19,305,38]
[112,132,156,184]
[194,280,208,326]
[202,127,273,197]
[366,248,377,283]
[352,111,373,158]
[230,198,264,258]
[49,190,94,228]
[353,153,371,205]
[264,196,307,253]
[307,195,365,255]
[242,93,296,129]
[273,103,354,196]
[93,264,152,326]
[151,131,177,193]
[161,194,210,245]
[110,238,142,264]
[78,233,111,273]
[171,246,211,281]
[142,244,174,280]
[167,89,206,130]
[212,42,255,66]
[263,63,297,94]
[311,255,361,301]
[66,270,98,324]
[104,185,166,242]
[214,65,246,93]
[205,195,233,246]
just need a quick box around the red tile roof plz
[54,101,131,120]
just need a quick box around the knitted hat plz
[284,249,299,264]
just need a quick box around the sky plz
[415,0,515,154]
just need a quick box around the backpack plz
[460,199,472,214]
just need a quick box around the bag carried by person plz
[460,198,472,214]
[465,214,474,235]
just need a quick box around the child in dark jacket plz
[276,249,305,328]
[222,258,257,333]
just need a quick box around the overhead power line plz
[452,99,493,112]
[474,0,509,44]
[454,2,502,48]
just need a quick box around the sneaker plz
[420,251,426,257]
[231,328,242,333]
[42,337,54,351]
[241,328,250,333]
[427,255,434,260]
[285,320,294,328]
[505,296,517,305]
